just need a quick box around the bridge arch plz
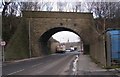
[39,27,82,42]
[39,27,83,54]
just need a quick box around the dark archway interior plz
[39,27,82,54]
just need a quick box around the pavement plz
[77,53,120,76]
[78,54,106,73]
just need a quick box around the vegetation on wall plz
[4,18,29,61]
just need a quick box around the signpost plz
[0,41,6,62]
[1,41,6,46]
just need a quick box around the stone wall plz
[90,36,106,67]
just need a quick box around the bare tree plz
[2,1,22,16]
[21,2,37,11]
[85,2,120,19]
[57,2,66,11]
[44,2,54,11]
[2,1,11,16]
[75,2,81,12]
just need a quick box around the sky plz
[1,0,120,42]
[9,0,120,2]
[52,31,80,43]
[2,0,120,2]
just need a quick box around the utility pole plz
[29,18,32,58]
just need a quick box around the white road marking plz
[7,63,43,75]
[51,54,56,55]
[72,55,79,75]
[8,69,24,75]
[32,63,43,68]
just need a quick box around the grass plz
[105,65,120,69]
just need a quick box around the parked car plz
[66,49,71,52]
[70,47,74,52]
[56,45,66,53]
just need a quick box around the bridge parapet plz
[22,11,93,19]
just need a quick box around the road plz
[3,51,79,75]
[2,51,120,77]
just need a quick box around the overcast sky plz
[1,0,120,42]
[52,31,80,43]
[9,0,120,2]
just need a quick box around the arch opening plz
[39,27,84,55]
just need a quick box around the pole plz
[2,46,5,62]
[29,18,32,58]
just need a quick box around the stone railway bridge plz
[22,11,107,66]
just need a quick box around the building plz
[48,37,60,53]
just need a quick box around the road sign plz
[0,41,6,46]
